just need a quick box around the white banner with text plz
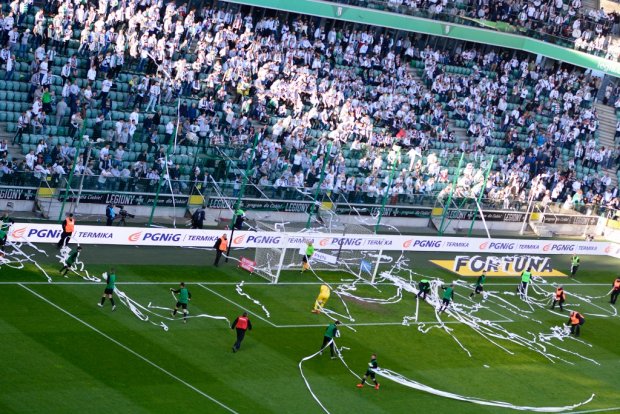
[8,223,620,257]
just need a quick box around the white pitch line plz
[198,283,277,327]
[19,283,240,414]
[570,407,620,414]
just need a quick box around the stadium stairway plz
[594,102,619,189]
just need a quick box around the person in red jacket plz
[231,311,252,353]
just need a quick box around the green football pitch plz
[1,245,619,414]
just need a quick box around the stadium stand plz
[329,0,620,61]
[0,0,618,216]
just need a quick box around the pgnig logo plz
[128,232,182,242]
[480,242,515,250]
[128,231,141,242]
[403,239,441,248]
[10,227,26,239]
[543,243,574,252]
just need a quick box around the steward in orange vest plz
[610,277,620,305]
[213,233,228,267]
[57,212,75,249]
[567,311,584,337]
[231,311,252,352]
[551,286,566,311]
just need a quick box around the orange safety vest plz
[555,288,565,300]
[614,279,620,290]
[236,316,248,330]
[65,218,75,233]
[218,237,228,252]
[570,312,581,325]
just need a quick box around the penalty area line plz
[19,283,240,414]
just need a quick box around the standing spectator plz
[164,118,175,144]
[13,111,27,144]
[55,97,67,127]
[4,55,14,81]
[145,81,160,112]
[231,311,252,352]
[99,77,113,103]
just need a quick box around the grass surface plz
[1,245,619,414]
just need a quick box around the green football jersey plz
[178,287,190,304]
[324,323,338,338]
[106,273,116,289]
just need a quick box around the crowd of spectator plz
[339,0,620,61]
[0,0,618,215]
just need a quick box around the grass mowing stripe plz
[19,283,240,414]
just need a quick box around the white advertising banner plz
[8,223,620,257]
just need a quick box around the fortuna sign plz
[431,255,567,277]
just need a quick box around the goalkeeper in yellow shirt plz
[312,284,331,314]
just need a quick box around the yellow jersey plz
[320,284,331,297]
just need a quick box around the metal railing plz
[0,171,612,219]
